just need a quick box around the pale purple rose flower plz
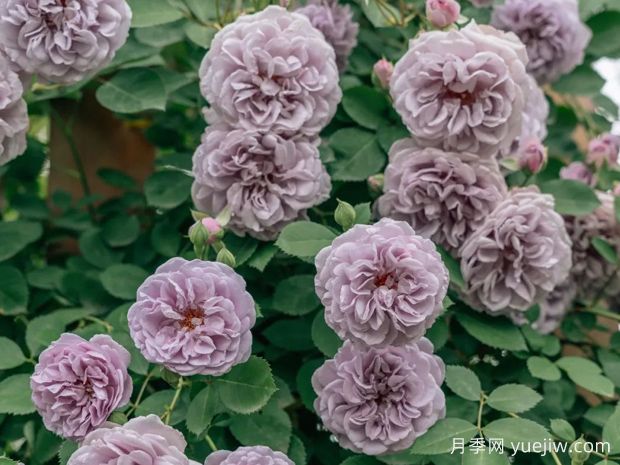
[192,124,331,241]
[315,218,448,347]
[199,6,341,136]
[521,75,549,142]
[296,0,359,73]
[426,0,461,28]
[312,339,446,456]
[376,141,507,254]
[560,161,596,186]
[390,22,530,158]
[68,415,201,465]
[205,446,294,465]
[0,55,28,166]
[128,257,256,376]
[491,0,591,84]
[0,0,132,85]
[587,133,620,168]
[532,279,575,334]
[30,333,132,441]
[461,187,573,319]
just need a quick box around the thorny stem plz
[162,377,185,425]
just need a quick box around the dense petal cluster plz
[30,334,132,441]
[491,0,591,83]
[532,279,575,334]
[521,75,549,142]
[0,0,131,84]
[0,55,28,165]
[68,415,200,465]
[296,0,359,73]
[390,22,529,158]
[564,192,620,301]
[315,218,448,347]
[128,258,256,376]
[461,188,572,318]
[199,6,341,136]
[205,446,294,465]
[191,125,331,240]
[312,339,445,455]
[376,141,507,253]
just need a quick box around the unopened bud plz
[569,437,590,465]
[335,199,356,231]
[216,247,236,268]
[518,137,547,174]
[373,59,394,89]
[367,174,385,195]
[426,0,461,28]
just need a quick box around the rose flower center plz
[374,273,398,290]
[181,307,204,331]
[443,88,476,106]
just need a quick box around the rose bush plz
[1,1,620,465]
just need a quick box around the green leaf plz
[540,179,601,215]
[587,12,620,57]
[0,220,42,262]
[592,237,619,264]
[486,384,542,413]
[135,20,186,47]
[127,0,184,27]
[247,244,279,272]
[554,64,605,96]
[342,86,389,130]
[0,337,27,370]
[615,196,620,223]
[0,459,20,465]
[101,264,149,300]
[527,356,561,381]
[603,406,620,453]
[97,68,167,113]
[483,418,551,450]
[354,203,372,225]
[98,168,138,190]
[185,22,216,48]
[311,310,342,357]
[329,128,385,181]
[550,419,576,442]
[272,275,320,315]
[598,349,620,387]
[340,457,382,465]
[0,374,35,415]
[112,331,150,375]
[58,440,79,465]
[360,0,400,27]
[230,402,292,452]
[215,356,277,414]
[462,448,510,465]
[186,385,221,436]
[288,435,307,465]
[0,265,28,316]
[556,356,615,396]
[275,221,336,258]
[79,230,122,268]
[102,216,140,247]
[26,308,93,356]
[296,359,323,411]
[436,246,464,289]
[445,366,481,402]
[264,318,314,352]
[144,171,192,209]
[455,311,528,351]
[135,390,187,426]
[410,418,478,455]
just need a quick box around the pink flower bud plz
[373,59,394,89]
[560,161,595,186]
[426,0,461,28]
[518,138,547,174]
[587,133,620,168]
[201,217,223,244]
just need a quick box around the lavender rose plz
[0,55,28,166]
[30,333,132,441]
[390,22,530,158]
[560,161,596,186]
[461,187,572,318]
[532,279,575,334]
[491,0,591,84]
[376,140,507,254]
[128,257,256,376]
[521,75,549,142]
[199,6,341,136]
[587,133,620,168]
[315,218,448,347]
[312,339,446,455]
[192,125,331,241]
[296,0,359,73]
[0,0,132,85]
[68,415,200,465]
[205,446,294,465]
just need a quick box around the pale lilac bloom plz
[205,446,294,465]
[0,54,28,166]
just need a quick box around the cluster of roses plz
[0,0,132,166]
[191,3,357,240]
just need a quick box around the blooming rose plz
[532,279,575,334]
[205,447,294,465]
[192,125,331,241]
[521,75,549,142]
[296,0,359,73]
[587,133,620,168]
[0,0,132,85]
[0,55,28,166]
[315,218,448,347]
[68,415,200,465]
[426,0,461,28]
[390,22,529,158]
[199,6,341,136]
[461,187,572,318]
[312,339,446,455]
[376,141,506,254]
[491,0,591,83]
[128,258,256,376]
[560,161,595,186]
[30,333,132,441]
